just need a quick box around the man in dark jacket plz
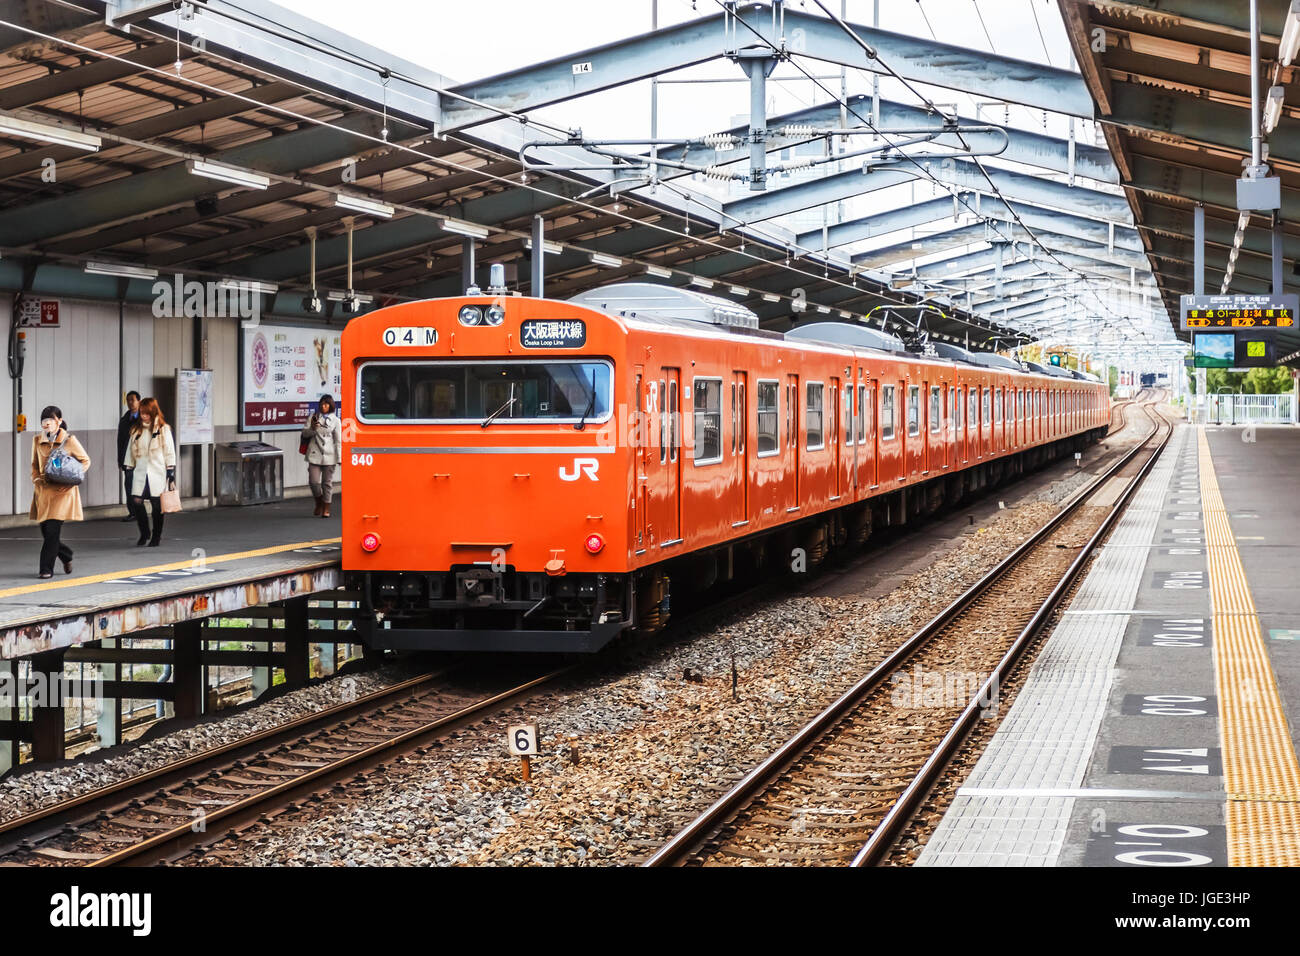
[116,391,140,521]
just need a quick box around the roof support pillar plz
[1194,204,1205,296]
[462,238,477,293]
[1274,216,1285,296]
[736,50,778,192]
[531,215,546,296]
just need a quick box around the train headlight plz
[484,304,506,326]
[584,532,605,554]
[458,305,483,326]
[360,532,382,552]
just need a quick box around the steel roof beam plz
[1105,79,1300,165]
[727,157,1133,225]
[656,94,1117,183]
[440,4,1093,131]
[0,110,410,248]
[805,194,1142,253]
[858,221,1147,272]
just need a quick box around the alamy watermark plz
[152,274,263,327]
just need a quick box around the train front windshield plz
[358,360,613,424]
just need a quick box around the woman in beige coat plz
[301,393,343,518]
[123,397,177,547]
[30,405,91,578]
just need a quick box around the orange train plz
[341,278,1109,652]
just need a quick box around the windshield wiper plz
[481,383,515,428]
[575,370,597,431]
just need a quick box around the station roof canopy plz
[0,0,1176,353]
[1060,0,1300,365]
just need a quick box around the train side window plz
[968,387,976,431]
[843,387,853,445]
[730,382,737,454]
[737,383,746,455]
[692,378,722,465]
[669,380,679,462]
[756,380,779,456]
[994,387,1003,424]
[659,379,667,463]
[982,387,990,426]
[907,385,920,436]
[806,382,825,450]
[954,386,963,432]
[881,385,896,439]
[930,386,941,434]
[857,384,867,443]
[948,385,956,432]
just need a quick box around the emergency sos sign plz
[382,326,437,347]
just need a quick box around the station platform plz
[0,499,342,660]
[919,422,1300,868]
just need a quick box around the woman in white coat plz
[301,393,343,517]
[123,397,177,547]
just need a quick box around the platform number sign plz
[508,724,539,756]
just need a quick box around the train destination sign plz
[1179,294,1298,331]
[520,318,586,348]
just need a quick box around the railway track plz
[645,400,1173,867]
[0,661,569,866]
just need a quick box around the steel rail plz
[852,402,1171,866]
[644,401,1169,867]
[87,668,571,867]
[0,667,470,855]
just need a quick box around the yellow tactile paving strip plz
[1199,427,1300,865]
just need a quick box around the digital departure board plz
[1180,293,1298,331]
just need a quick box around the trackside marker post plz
[508,723,539,781]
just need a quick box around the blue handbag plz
[44,435,85,486]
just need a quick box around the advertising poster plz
[176,368,214,445]
[241,324,342,431]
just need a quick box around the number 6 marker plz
[507,723,539,781]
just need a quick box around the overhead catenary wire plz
[0,16,968,323]
[798,0,1148,338]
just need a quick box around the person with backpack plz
[30,405,91,579]
[300,394,342,517]
[123,397,177,547]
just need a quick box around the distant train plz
[341,279,1109,652]
[1140,372,1158,387]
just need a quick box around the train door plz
[731,371,748,526]
[634,367,648,553]
[786,373,800,511]
[647,367,682,546]
[921,379,931,476]
[866,381,878,488]
[830,376,843,499]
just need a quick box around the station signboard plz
[1180,293,1298,331]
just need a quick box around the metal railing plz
[1190,393,1297,425]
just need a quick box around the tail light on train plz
[360,532,382,552]
[584,533,605,554]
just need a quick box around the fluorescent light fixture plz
[645,264,672,278]
[335,193,394,218]
[729,285,748,296]
[0,114,100,151]
[440,217,489,239]
[688,276,714,289]
[84,261,158,280]
[1282,0,1300,66]
[327,290,374,304]
[1265,85,1286,133]
[762,292,780,303]
[525,238,563,255]
[839,310,852,318]
[816,305,830,314]
[589,252,623,268]
[188,159,269,190]
[218,278,279,295]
